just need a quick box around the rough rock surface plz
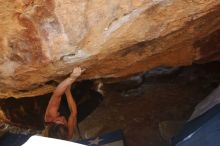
[0,0,220,98]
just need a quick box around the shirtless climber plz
[43,67,83,140]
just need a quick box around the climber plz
[43,67,83,140]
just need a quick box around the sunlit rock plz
[0,0,219,98]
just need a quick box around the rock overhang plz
[0,0,219,98]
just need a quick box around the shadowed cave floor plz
[0,62,220,146]
[78,62,220,146]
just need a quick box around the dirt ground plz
[78,62,220,146]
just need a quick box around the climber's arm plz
[65,67,82,139]
[65,86,77,139]
[45,67,81,122]
[44,78,74,122]
[44,94,62,122]
[65,86,77,117]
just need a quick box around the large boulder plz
[0,0,220,98]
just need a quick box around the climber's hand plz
[70,67,83,79]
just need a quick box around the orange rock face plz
[0,0,220,98]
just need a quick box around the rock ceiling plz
[0,0,219,98]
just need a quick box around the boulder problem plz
[0,0,220,98]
